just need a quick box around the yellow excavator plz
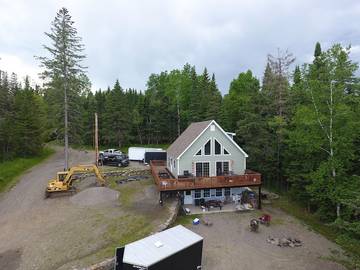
[45,164,106,198]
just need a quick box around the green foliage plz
[0,147,54,192]
[37,7,88,145]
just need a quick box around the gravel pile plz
[70,187,119,206]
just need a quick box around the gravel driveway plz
[0,147,170,270]
[187,207,346,270]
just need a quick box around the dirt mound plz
[70,187,119,206]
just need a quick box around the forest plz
[0,8,359,263]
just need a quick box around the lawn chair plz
[259,214,271,226]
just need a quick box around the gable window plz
[215,139,221,155]
[204,140,211,155]
[223,148,230,155]
[196,149,202,156]
[196,162,210,177]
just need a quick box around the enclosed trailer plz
[115,225,203,270]
[144,151,166,164]
[128,147,164,162]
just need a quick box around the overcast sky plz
[1,0,360,94]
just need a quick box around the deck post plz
[258,185,262,209]
[159,191,163,206]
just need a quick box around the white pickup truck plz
[99,149,122,155]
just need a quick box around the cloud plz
[0,0,359,93]
[0,53,41,86]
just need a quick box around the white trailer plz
[128,147,163,161]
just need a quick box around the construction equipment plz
[45,165,106,198]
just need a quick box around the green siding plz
[178,123,246,177]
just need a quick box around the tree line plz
[0,8,359,259]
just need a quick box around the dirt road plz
[0,147,170,270]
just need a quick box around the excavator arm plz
[63,165,106,187]
[46,164,106,198]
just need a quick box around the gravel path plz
[71,187,119,206]
[0,147,170,270]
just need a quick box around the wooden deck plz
[150,160,261,191]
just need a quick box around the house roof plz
[167,120,213,159]
[167,119,248,159]
[122,225,203,267]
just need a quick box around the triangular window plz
[196,149,202,156]
[204,140,211,155]
[224,148,230,155]
[215,139,221,155]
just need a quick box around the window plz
[203,189,210,197]
[225,188,231,196]
[223,162,229,174]
[196,149,202,156]
[195,189,201,198]
[173,160,176,168]
[196,162,210,177]
[204,140,211,155]
[216,161,230,176]
[215,139,221,155]
[185,190,191,196]
[224,148,230,155]
[216,188,223,197]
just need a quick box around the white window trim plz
[215,160,231,175]
[214,138,222,156]
[194,189,202,198]
[195,161,210,177]
[215,188,223,197]
[223,147,231,155]
[204,139,212,156]
[177,120,248,160]
[193,147,203,157]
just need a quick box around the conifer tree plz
[37,7,86,170]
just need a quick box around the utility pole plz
[94,113,99,166]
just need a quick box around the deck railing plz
[150,160,261,191]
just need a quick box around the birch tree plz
[290,44,359,219]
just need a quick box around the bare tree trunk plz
[64,74,69,171]
[137,126,143,144]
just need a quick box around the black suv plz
[99,153,129,167]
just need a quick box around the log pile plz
[267,236,302,247]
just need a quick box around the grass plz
[0,147,55,192]
[273,196,338,238]
[174,214,199,226]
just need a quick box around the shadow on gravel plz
[0,249,22,270]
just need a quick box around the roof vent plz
[210,125,215,131]
[154,241,163,248]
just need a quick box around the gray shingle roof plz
[167,120,213,159]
